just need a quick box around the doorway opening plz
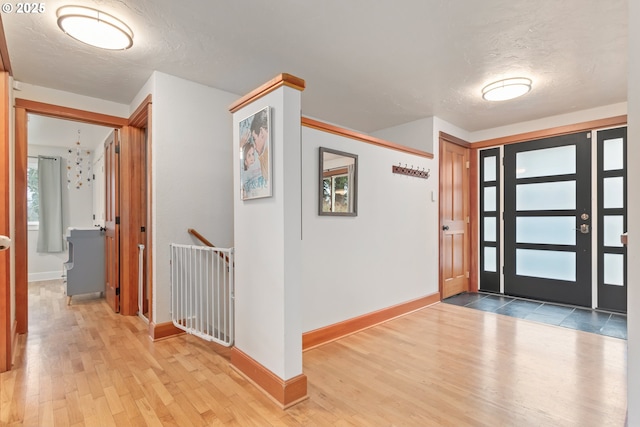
[478,127,628,313]
[26,114,113,308]
[14,99,152,336]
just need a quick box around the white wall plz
[372,117,435,153]
[233,86,303,380]
[27,145,94,282]
[301,126,438,332]
[92,146,105,228]
[16,83,129,118]
[469,102,627,143]
[145,71,238,324]
[627,2,639,425]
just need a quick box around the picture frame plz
[239,106,272,200]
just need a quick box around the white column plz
[231,76,306,406]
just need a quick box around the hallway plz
[0,281,627,426]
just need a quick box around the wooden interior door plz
[105,130,120,313]
[118,125,147,316]
[440,138,470,299]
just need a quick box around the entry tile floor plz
[442,292,627,340]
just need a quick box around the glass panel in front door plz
[597,127,627,312]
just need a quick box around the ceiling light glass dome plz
[57,6,133,50]
[482,78,532,101]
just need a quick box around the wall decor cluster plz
[239,106,272,200]
[392,163,430,179]
[66,130,92,189]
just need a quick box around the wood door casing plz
[14,107,27,335]
[105,130,120,313]
[129,96,152,320]
[440,138,470,299]
[0,72,11,372]
[13,100,128,336]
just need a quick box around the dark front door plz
[504,132,592,307]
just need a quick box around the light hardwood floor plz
[0,280,627,426]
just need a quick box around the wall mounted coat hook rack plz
[392,163,430,179]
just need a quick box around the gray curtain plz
[37,156,65,253]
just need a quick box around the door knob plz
[442,225,450,231]
[0,235,11,251]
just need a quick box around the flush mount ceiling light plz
[482,77,532,101]
[57,6,133,50]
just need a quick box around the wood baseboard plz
[149,321,185,341]
[302,292,441,351]
[230,347,308,409]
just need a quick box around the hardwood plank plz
[0,280,627,426]
[103,385,125,415]
[64,392,84,425]
[52,405,70,427]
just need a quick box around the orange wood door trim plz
[0,18,12,74]
[441,131,471,148]
[230,347,308,409]
[128,96,152,322]
[229,73,306,113]
[145,104,153,323]
[13,101,128,337]
[14,106,27,335]
[128,95,151,127]
[469,147,479,292]
[14,99,127,127]
[302,292,441,351]
[0,72,10,372]
[472,115,627,149]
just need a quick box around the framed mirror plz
[319,147,358,216]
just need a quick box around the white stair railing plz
[170,243,234,346]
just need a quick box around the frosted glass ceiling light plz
[57,6,133,50]
[482,77,532,101]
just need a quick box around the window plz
[323,172,350,213]
[27,157,39,227]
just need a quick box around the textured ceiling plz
[3,0,628,134]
